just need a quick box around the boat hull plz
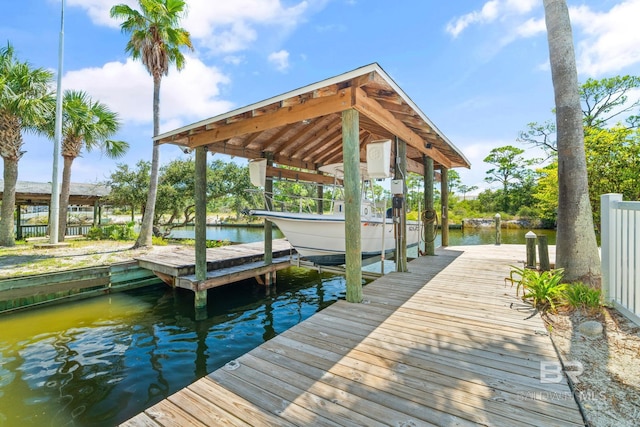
[251,211,420,265]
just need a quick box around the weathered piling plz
[537,234,550,271]
[525,231,537,269]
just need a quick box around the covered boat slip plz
[122,245,584,426]
[154,63,471,306]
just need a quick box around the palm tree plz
[43,90,128,241]
[543,0,601,285]
[110,0,193,248]
[0,43,54,247]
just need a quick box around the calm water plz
[0,268,346,427]
[169,225,283,243]
[169,224,555,246]
[0,226,555,426]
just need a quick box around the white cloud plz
[515,17,545,38]
[571,0,640,76]
[268,50,290,72]
[184,0,310,54]
[223,55,245,65]
[446,1,493,38]
[62,56,233,127]
[446,0,540,38]
[69,0,318,56]
[446,0,640,76]
[67,0,137,28]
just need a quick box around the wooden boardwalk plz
[123,244,584,426]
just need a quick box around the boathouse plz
[0,180,110,239]
[154,63,471,307]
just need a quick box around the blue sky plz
[3,0,640,193]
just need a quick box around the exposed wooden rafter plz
[154,64,470,184]
[353,87,452,169]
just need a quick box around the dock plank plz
[135,239,294,288]
[122,244,584,426]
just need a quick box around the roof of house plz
[0,180,110,205]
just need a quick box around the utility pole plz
[49,0,65,244]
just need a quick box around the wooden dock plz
[136,239,294,291]
[124,244,584,426]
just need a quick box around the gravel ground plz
[546,309,640,426]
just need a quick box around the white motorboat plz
[249,162,422,266]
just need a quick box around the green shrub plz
[564,282,601,312]
[516,206,537,219]
[206,239,230,248]
[86,222,136,241]
[508,266,567,312]
[152,235,168,246]
[86,226,104,240]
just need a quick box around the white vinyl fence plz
[601,194,640,326]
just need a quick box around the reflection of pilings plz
[194,319,209,378]
[147,325,170,401]
[262,298,275,342]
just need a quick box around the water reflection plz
[168,225,283,243]
[0,267,345,427]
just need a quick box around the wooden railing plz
[601,193,640,325]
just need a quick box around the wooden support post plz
[423,155,435,256]
[317,182,324,214]
[16,204,22,241]
[342,109,363,303]
[526,231,537,269]
[394,137,407,272]
[195,146,208,284]
[495,213,501,245]
[266,271,276,286]
[93,201,98,227]
[194,289,207,309]
[538,235,550,271]
[264,153,274,267]
[440,167,449,247]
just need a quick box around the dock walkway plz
[123,244,584,426]
[136,239,294,291]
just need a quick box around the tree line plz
[470,75,640,230]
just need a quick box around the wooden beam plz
[405,157,425,176]
[206,142,263,159]
[266,166,337,185]
[319,130,367,165]
[353,87,452,169]
[187,88,354,148]
[262,126,291,153]
[297,128,342,161]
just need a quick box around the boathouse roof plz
[0,180,110,205]
[154,63,470,178]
